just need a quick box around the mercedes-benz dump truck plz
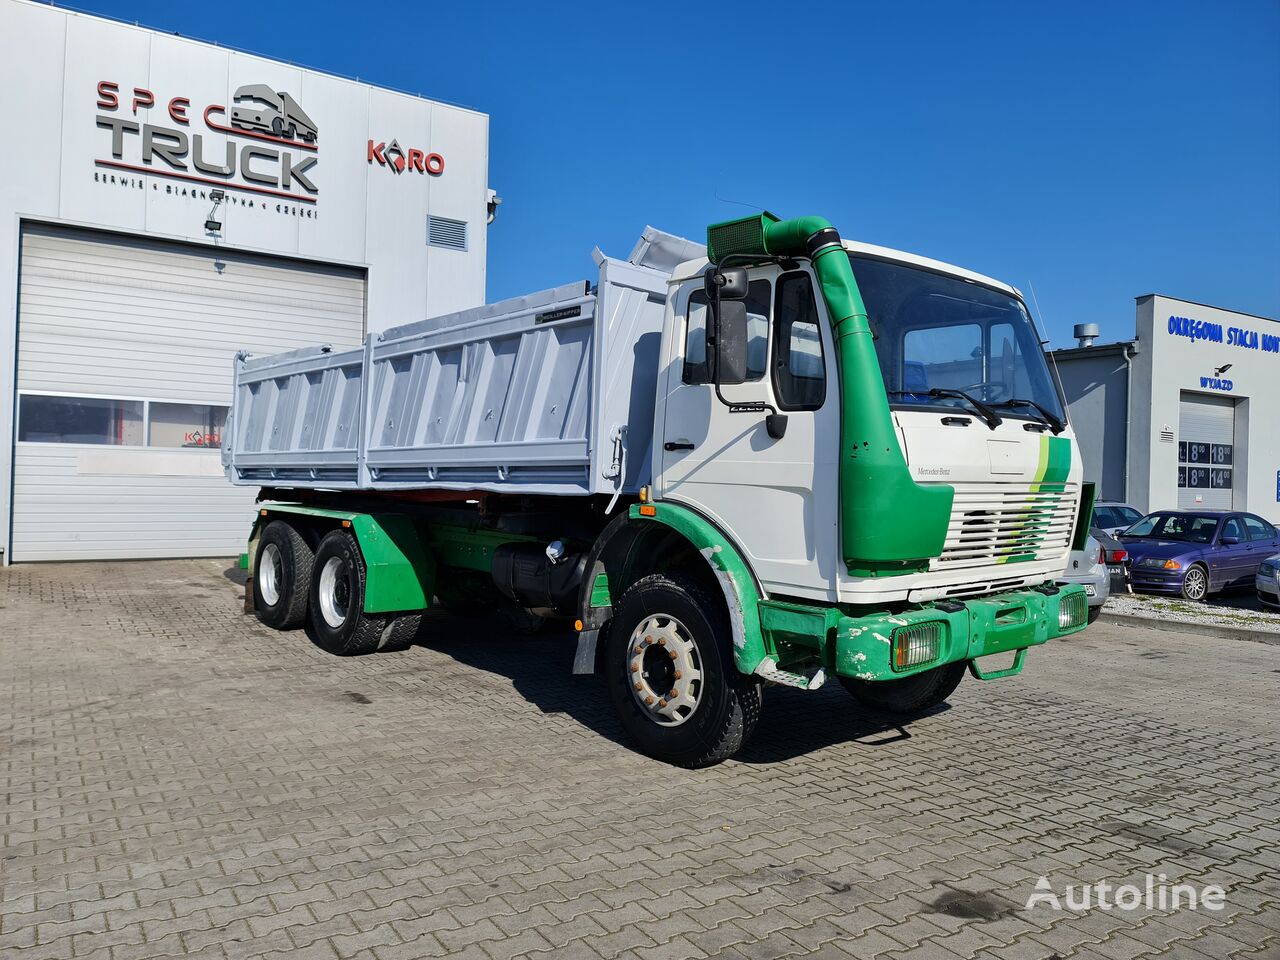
[224,212,1093,767]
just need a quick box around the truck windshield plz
[849,254,1066,424]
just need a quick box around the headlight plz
[1059,591,1087,629]
[891,622,943,671]
[1261,562,1278,578]
[1139,557,1181,570]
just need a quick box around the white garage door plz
[11,224,365,561]
[1177,392,1235,511]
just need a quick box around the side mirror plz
[714,300,749,384]
[1220,535,1240,546]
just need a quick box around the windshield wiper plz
[992,398,1065,434]
[888,388,1003,429]
[908,388,1003,429]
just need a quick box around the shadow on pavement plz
[409,609,942,765]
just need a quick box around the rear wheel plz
[605,574,760,767]
[839,661,965,715]
[254,521,313,629]
[308,530,420,655]
[1180,564,1209,601]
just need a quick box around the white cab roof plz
[670,239,1023,301]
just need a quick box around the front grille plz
[934,483,1078,570]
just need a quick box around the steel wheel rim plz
[318,556,350,628]
[259,543,283,607]
[626,614,703,726]
[1184,567,1206,599]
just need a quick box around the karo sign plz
[368,138,444,176]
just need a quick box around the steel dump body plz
[224,230,701,496]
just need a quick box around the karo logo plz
[368,138,444,176]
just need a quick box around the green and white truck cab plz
[226,212,1092,767]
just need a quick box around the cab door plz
[655,267,840,600]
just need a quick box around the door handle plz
[664,441,694,451]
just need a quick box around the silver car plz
[1258,554,1280,610]
[1092,501,1144,538]
[1059,535,1110,624]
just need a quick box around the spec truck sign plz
[94,81,320,203]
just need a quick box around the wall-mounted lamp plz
[205,189,226,236]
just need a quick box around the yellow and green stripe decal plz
[998,435,1072,564]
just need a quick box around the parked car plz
[1059,535,1109,623]
[1092,526,1130,594]
[1121,511,1280,601]
[1092,500,1144,537]
[1258,554,1280,609]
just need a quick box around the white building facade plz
[0,0,492,561]
[1052,294,1280,523]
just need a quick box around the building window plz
[18,395,144,445]
[149,402,227,448]
[17,394,227,449]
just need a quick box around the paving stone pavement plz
[1,558,1278,960]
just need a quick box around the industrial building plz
[0,0,493,561]
[1052,295,1280,523]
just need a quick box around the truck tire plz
[839,661,965,716]
[605,573,761,768]
[254,520,314,630]
[308,529,413,656]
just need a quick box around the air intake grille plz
[934,482,1078,569]
[427,216,468,251]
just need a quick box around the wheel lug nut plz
[631,663,639,672]
[634,683,643,691]
[669,651,678,660]
[644,696,655,705]
[674,671,682,679]
[658,699,667,707]
[658,638,666,646]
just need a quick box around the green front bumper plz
[832,584,1087,681]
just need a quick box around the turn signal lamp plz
[638,504,657,517]
[1162,559,1181,570]
[639,485,650,503]
[891,622,942,671]
[1059,592,1088,629]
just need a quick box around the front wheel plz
[605,574,760,768]
[839,661,965,715]
[307,530,420,655]
[1180,564,1209,601]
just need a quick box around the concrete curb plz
[1100,611,1280,646]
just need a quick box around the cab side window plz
[1221,517,1245,541]
[772,272,826,410]
[683,280,771,384]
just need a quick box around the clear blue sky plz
[73,0,1279,346]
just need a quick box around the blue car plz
[1121,510,1280,601]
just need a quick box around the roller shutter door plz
[1177,393,1235,510]
[11,224,365,561]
